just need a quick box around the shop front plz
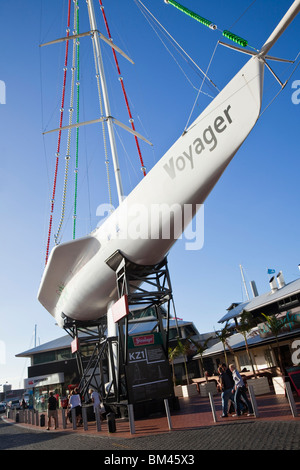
[24,373,64,412]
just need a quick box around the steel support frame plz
[63,251,176,410]
[105,250,176,406]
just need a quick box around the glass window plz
[183,325,197,337]
[33,351,56,365]
[56,349,72,361]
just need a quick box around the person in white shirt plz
[68,389,82,426]
[89,388,106,421]
[229,364,254,417]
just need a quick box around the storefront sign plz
[24,373,64,389]
[257,311,300,338]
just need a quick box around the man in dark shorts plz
[47,392,58,430]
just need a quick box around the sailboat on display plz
[38,0,300,329]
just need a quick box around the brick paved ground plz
[1,392,300,453]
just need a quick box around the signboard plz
[125,333,173,404]
[112,295,129,323]
[24,373,64,389]
[257,311,300,339]
[286,366,300,397]
[71,337,79,353]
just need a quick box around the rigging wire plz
[259,51,300,118]
[45,0,71,264]
[184,41,219,132]
[73,1,80,240]
[135,0,219,93]
[98,0,147,177]
[54,3,79,245]
[91,26,113,207]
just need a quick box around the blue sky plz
[0,0,300,389]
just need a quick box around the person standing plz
[68,389,82,426]
[46,392,58,430]
[229,363,254,417]
[89,388,105,421]
[218,365,234,417]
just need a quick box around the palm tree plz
[168,345,180,387]
[189,336,212,382]
[168,338,191,385]
[214,321,232,364]
[261,313,289,377]
[237,310,257,377]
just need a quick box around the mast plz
[240,265,250,301]
[86,0,124,205]
[258,0,300,58]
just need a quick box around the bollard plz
[164,399,172,430]
[95,407,102,431]
[107,412,116,433]
[82,406,88,431]
[61,409,67,429]
[208,392,217,422]
[71,408,77,430]
[40,413,45,427]
[285,381,298,417]
[248,385,259,418]
[128,404,135,434]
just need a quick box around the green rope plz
[165,0,248,47]
[166,0,216,29]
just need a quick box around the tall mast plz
[240,264,250,301]
[86,0,124,205]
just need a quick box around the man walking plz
[47,392,58,430]
[229,363,254,417]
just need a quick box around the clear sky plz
[0,0,300,390]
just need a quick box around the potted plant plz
[168,338,197,397]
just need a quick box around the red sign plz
[71,337,79,353]
[112,295,129,323]
[133,335,154,347]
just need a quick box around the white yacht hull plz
[38,55,264,327]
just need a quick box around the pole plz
[248,385,259,418]
[240,265,250,301]
[86,0,124,205]
[208,392,217,422]
[164,399,173,430]
[128,404,136,434]
[258,0,300,58]
[285,381,298,417]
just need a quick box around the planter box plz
[247,377,270,395]
[272,376,286,395]
[199,381,217,397]
[182,384,198,397]
[174,385,183,397]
